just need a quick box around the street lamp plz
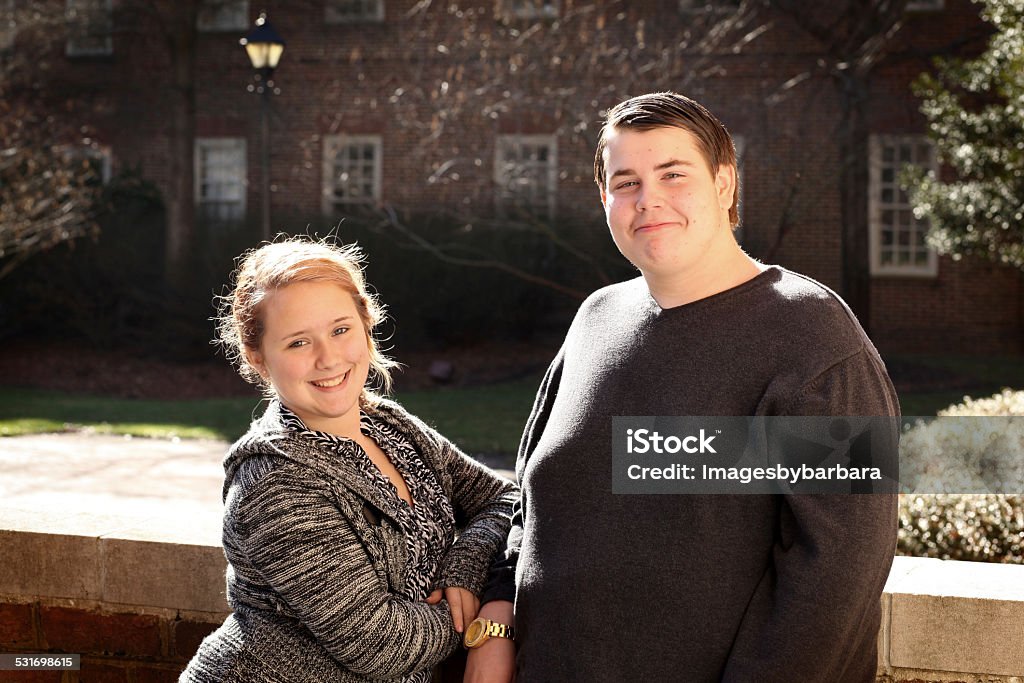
[241,12,285,241]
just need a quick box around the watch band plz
[484,620,515,640]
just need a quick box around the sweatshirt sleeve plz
[233,467,461,679]
[721,346,900,682]
[481,348,564,605]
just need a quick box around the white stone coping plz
[2,506,1023,677]
[879,556,1024,679]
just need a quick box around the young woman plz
[182,238,517,682]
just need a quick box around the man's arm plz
[722,347,900,682]
[465,349,564,683]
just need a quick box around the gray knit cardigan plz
[181,398,518,683]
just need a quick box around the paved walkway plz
[0,432,515,534]
[1,432,227,527]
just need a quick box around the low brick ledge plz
[2,505,1023,682]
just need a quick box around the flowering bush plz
[897,390,1024,563]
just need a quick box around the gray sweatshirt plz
[484,266,899,683]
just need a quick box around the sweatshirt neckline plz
[647,265,781,315]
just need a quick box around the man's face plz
[600,126,735,280]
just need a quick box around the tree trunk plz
[163,3,198,291]
[837,73,872,334]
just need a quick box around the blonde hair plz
[215,236,397,403]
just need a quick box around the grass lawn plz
[888,353,1024,416]
[2,354,1022,452]
[0,389,263,441]
[0,375,542,455]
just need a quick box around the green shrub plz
[898,493,1024,562]
[277,210,626,351]
[0,169,165,345]
[0,169,262,360]
[897,389,1024,563]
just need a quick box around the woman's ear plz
[246,348,268,381]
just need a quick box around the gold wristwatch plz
[463,617,516,648]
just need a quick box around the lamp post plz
[241,12,285,241]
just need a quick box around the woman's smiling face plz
[247,280,371,436]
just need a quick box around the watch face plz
[464,619,487,648]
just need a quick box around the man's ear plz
[716,163,737,211]
[600,187,608,209]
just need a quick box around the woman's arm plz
[415,419,519,597]
[232,465,461,679]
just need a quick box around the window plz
[66,0,112,57]
[869,135,938,277]
[906,0,944,11]
[322,135,382,213]
[1,0,16,51]
[494,135,557,220]
[195,138,247,223]
[198,0,249,31]
[500,0,559,20]
[59,144,112,186]
[678,0,741,14]
[325,0,384,23]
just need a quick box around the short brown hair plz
[594,91,740,227]
[215,236,397,402]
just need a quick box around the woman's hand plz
[444,586,480,633]
[422,587,479,633]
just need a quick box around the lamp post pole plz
[241,12,285,242]
[259,74,271,240]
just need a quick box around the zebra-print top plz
[279,405,456,603]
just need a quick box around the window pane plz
[197,138,246,222]
[331,138,379,205]
[496,136,556,219]
[326,0,383,21]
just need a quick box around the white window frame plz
[868,134,938,277]
[906,0,944,11]
[678,0,741,14]
[198,0,249,32]
[65,0,112,57]
[60,144,112,185]
[325,0,385,24]
[322,134,383,213]
[195,137,248,223]
[494,134,558,221]
[1,0,16,51]
[499,0,559,20]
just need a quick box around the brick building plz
[6,0,1023,354]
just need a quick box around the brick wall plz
[0,601,219,682]
[12,0,1022,354]
[0,600,469,683]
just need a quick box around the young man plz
[464,92,899,683]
